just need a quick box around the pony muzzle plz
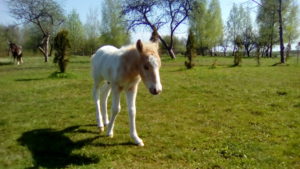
[149,86,162,95]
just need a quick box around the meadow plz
[0,55,299,169]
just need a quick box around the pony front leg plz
[126,85,144,146]
[106,85,121,138]
[93,83,104,132]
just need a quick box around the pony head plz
[136,39,162,95]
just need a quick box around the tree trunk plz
[223,47,227,56]
[159,36,176,59]
[269,10,276,58]
[278,0,285,63]
[167,48,176,59]
[39,35,50,62]
[246,48,250,57]
[49,43,53,57]
[268,43,272,58]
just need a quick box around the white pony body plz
[91,40,162,146]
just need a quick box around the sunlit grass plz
[0,55,299,168]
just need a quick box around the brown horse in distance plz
[8,41,23,65]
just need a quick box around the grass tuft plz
[49,71,76,79]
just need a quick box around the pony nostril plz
[149,88,159,95]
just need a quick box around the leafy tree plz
[205,0,223,55]
[21,24,44,53]
[284,1,300,44]
[53,30,70,73]
[0,24,22,57]
[257,0,279,58]
[8,0,64,62]
[241,7,256,57]
[64,9,85,55]
[226,4,248,55]
[220,27,230,56]
[100,0,130,48]
[84,7,101,56]
[190,0,208,56]
[255,0,299,63]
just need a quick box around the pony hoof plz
[99,127,104,133]
[107,134,113,138]
[136,142,144,147]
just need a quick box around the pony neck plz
[119,47,142,82]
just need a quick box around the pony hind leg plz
[106,84,121,138]
[100,82,111,127]
[20,54,23,64]
[17,56,21,65]
[93,78,105,133]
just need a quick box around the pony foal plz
[91,39,162,146]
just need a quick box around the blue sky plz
[0,0,255,27]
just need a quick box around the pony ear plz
[136,39,143,52]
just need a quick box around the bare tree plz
[8,0,64,62]
[122,0,193,59]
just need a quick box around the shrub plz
[53,30,71,73]
[185,29,196,69]
[233,35,243,66]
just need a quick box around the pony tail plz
[150,27,159,43]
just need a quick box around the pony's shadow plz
[17,125,100,169]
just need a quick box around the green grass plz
[0,55,299,169]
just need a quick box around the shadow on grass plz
[69,60,90,64]
[93,142,136,147]
[0,61,13,66]
[17,125,100,168]
[15,78,45,82]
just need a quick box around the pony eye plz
[144,65,149,70]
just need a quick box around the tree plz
[220,27,230,56]
[64,9,85,55]
[284,1,300,44]
[227,4,251,56]
[122,0,193,59]
[243,27,256,57]
[100,0,130,48]
[189,0,208,56]
[53,30,70,73]
[84,7,101,56]
[278,0,285,63]
[8,0,64,62]
[241,7,256,57]
[205,0,223,55]
[254,0,300,63]
[21,24,44,53]
[256,0,277,58]
[0,24,22,57]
